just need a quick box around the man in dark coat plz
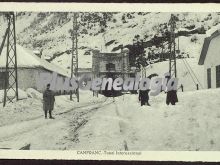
[139,89,150,106]
[166,78,178,105]
[166,90,178,105]
[138,74,157,107]
[43,84,55,119]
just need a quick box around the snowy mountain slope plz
[144,58,204,91]
[142,32,206,91]
[1,12,220,91]
[1,12,219,68]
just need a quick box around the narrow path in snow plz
[0,98,107,128]
[113,98,129,151]
[0,98,111,150]
[62,98,115,149]
[65,96,133,151]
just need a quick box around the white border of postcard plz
[1,2,220,161]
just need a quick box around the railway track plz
[113,98,129,151]
[0,97,108,128]
[0,98,112,149]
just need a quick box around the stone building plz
[199,30,220,89]
[92,48,130,80]
[0,45,69,92]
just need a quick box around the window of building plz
[216,65,220,88]
[106,63,115,71]
[0,72,8,90]
[207,68,211,89]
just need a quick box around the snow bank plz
[66,88,220,151]
[206,24,220,37]
[114,88,220,150]
[26,88,42,100]
[0,88,27,103]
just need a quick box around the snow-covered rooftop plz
[0,45,69,77]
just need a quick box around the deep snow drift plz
[0,89,106,149]
[64,88,220,151]
[1,88,219,150]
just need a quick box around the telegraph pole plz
[169,14,177,78]
[70,13,79,102]
[1,12,18,107]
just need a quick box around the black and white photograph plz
[0,5,220,155]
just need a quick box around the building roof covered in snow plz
[198,30,220,65]
[0,45,69,77]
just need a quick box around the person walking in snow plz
[43,84,55,119]
[139,89,150,106]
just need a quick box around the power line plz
[70,13,79,102]
[169,14,177,78]
[181,58,197,86]
[1,12,19,107]
[183,58,204,89]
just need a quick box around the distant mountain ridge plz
[1,12,220,70]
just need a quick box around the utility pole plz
[93,53,100,97]
[0,12,18,107]
[70,13,79,102]
[169,14,177,78]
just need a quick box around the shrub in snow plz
[144,34,149,40]
[134,34,140,41]
[204,16,210,21]
[113,18,117,23]
[185,24,196,30]
[37,12,48,19]
[84,51,91,55]
[126,13,134,19]
[121,14,127,23]
[81,29,88,35]
[212,17,220,26]
[191,35,198,43]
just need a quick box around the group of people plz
[42,76,178,119]
[138,75,178,107]
[138,88,178,106]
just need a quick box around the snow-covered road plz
[0,95,112,150]
[61,89,220,151]
[1,89,220,151]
